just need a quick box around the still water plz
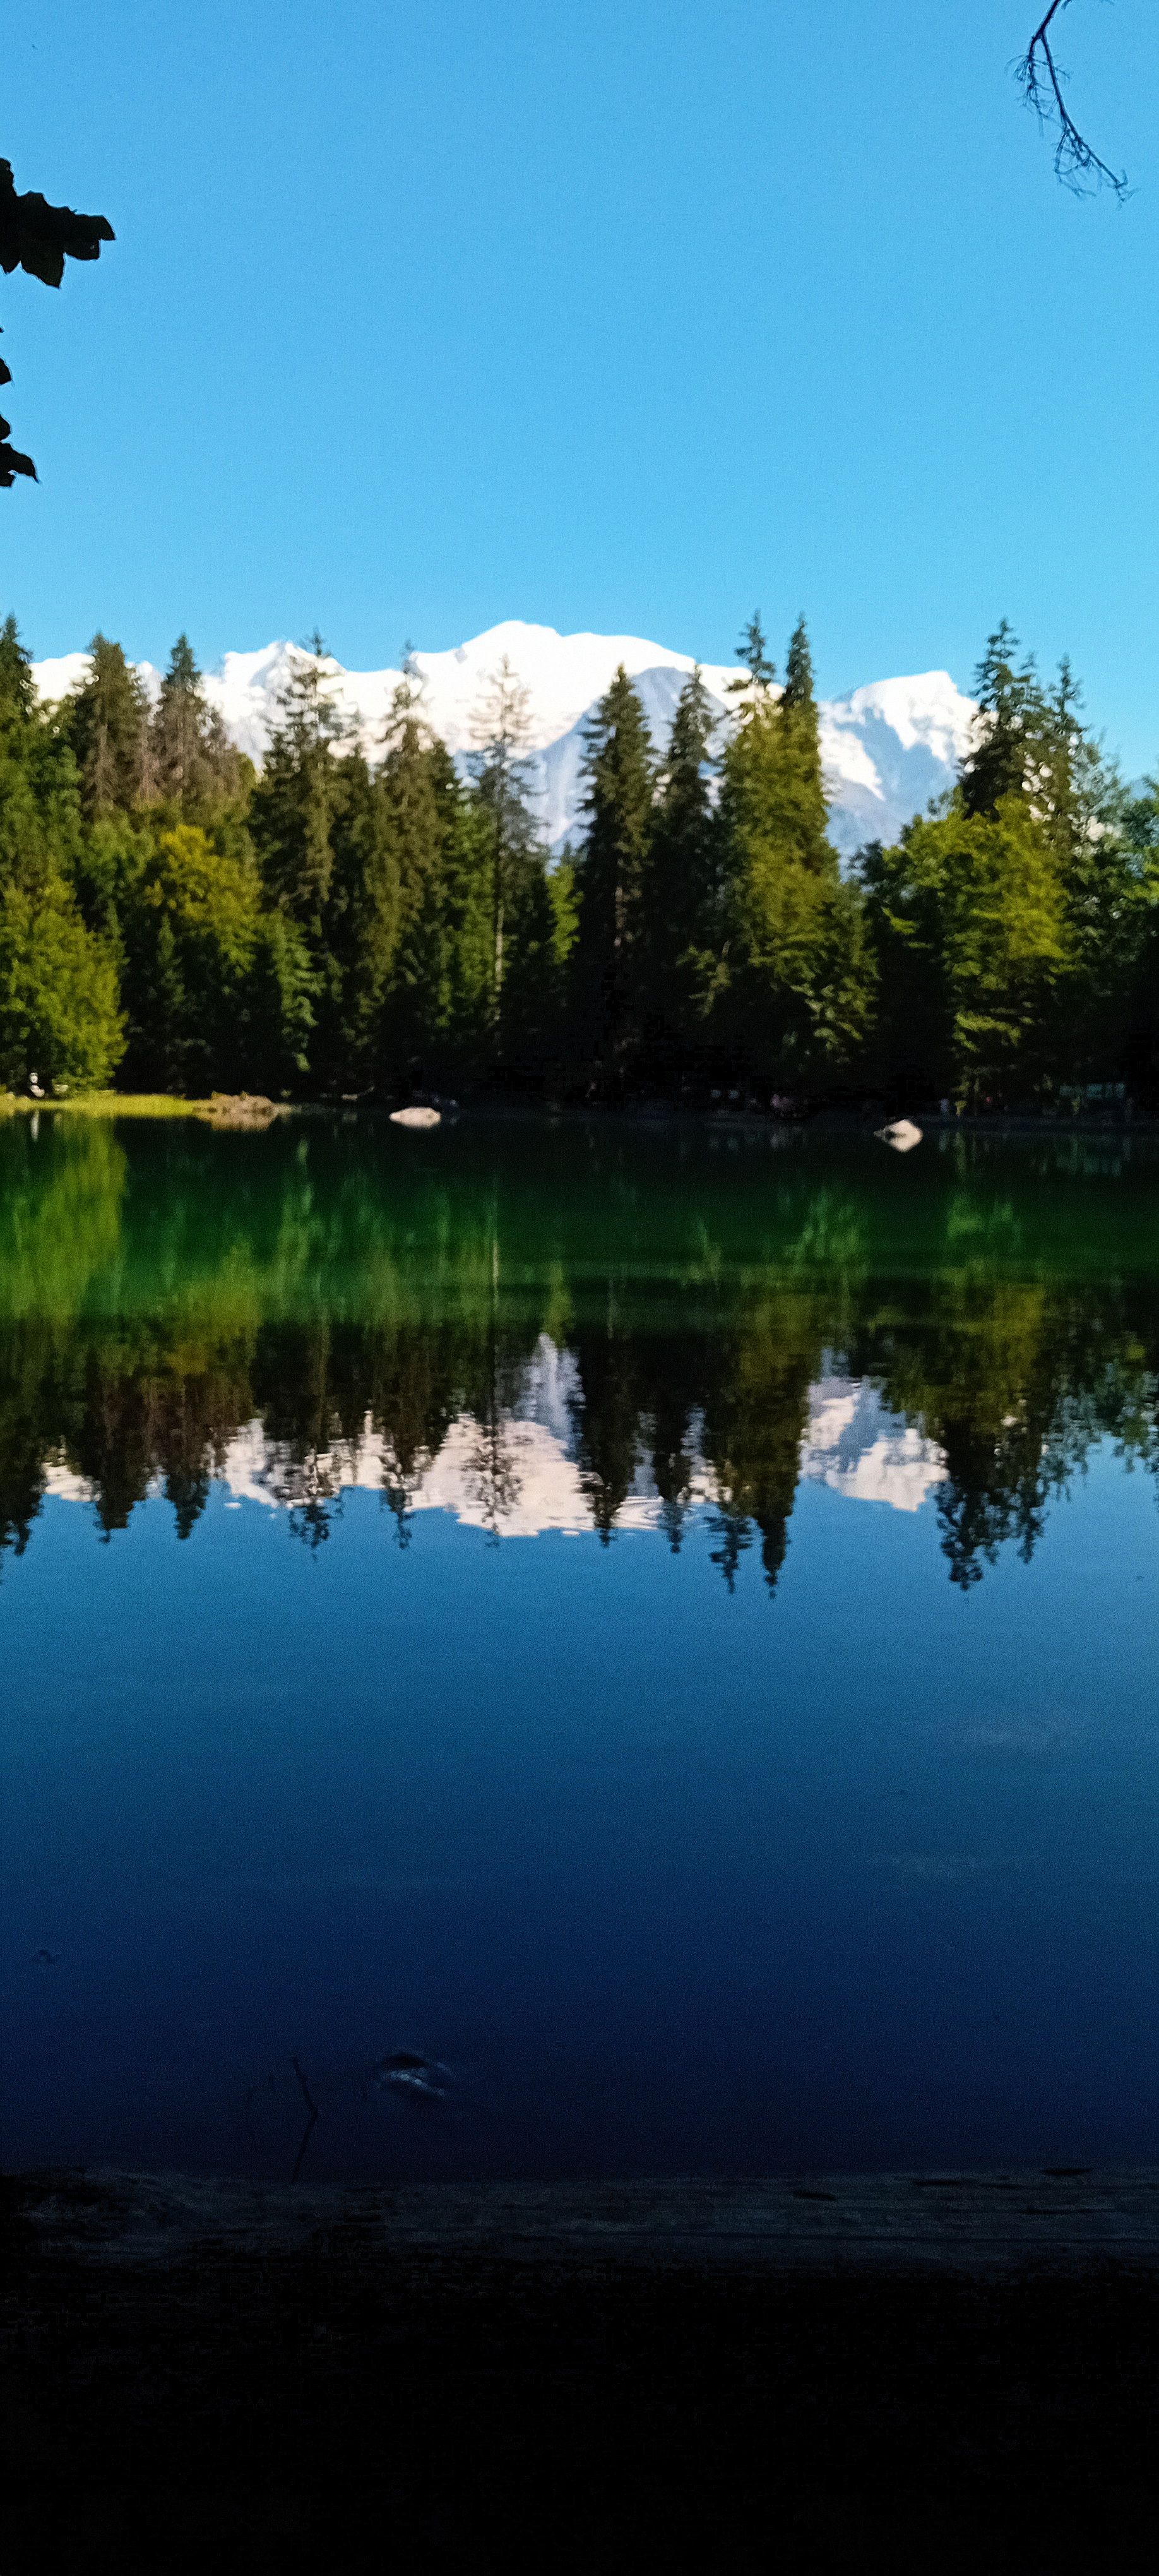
[3,1109,1159,2181]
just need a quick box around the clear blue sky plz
[6,3,1159,761]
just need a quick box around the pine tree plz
[573,665,655,1082]
[318,746,398,1090]
[643,665,722,1064]
[0,616,122,1090]
[0,616,85,898]
[727,611,776,699]
[150,634,244,813]
[377,667,454,1081]
[468,655,542,1051]
[64,635,148,818]
[249,635,345,937]
[718,616,864,1086]
[1037,659,1140,1080]
[960,623,1050,819]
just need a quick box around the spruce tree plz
[0,614,123,1090]
[249,635,345,937]
[377,667,453,1082]
[718,615,864,1087]
[1038,657,1138,1080]
[64,635,148,818]
[573,665,655,1082]
[467,655,542,1052]
[318,745,398,1090]
[150,634,244,813]
[644,665,722,1065]
[727,611,776,699]
[0,616,85,898]
[960,623,1050,819]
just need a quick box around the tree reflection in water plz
[1,1109,1156,1591]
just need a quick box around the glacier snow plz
[31,619,977,861]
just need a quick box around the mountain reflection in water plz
[1,1111,1156,1590]
[7,1109,1159,2184]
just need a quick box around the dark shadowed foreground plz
[4,2169,1159,2573]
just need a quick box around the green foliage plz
[250,638,345,939]
[0,600,1155,1112]
[122,823,313,1093]
[864,801,1066,1102]
[573,665,656,1080]
[718,617,871,1084]
[376,676,456,1078]
[150,634,249,817]
[0,877,124,1091]
[960,622,1050,819]
[62,635,148,818]
[643,667,723,1062]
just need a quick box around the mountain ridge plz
[31,619,977,859]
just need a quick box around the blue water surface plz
[3,1111,1159,2179]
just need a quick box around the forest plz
[1,607,1158,1110]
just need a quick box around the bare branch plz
[1019,3,1128,197]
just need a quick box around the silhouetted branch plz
[0,157,114,486]
[1019,3,1128,197]
[290,2056,320,2183]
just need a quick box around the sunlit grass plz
[0,1093,285,1121]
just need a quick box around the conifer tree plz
[960,623,1050,819]
[64,635,148,818]
[249,635,345,939]
[150,635,244,814]
[719,615,864,1085]
[0,616,123,1090]
[0,616,85,896]
[377,667,454,1080]
[727,611,776,699]
[644,665,722,1063]
[317,746,398,1090]
[1035,658,1139,1080]
[573,665,655,1082]
[468,655,542,1051]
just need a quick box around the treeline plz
[2,609,1158,1104]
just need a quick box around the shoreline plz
[1,1090,1155,1143]
[8,2164,1159,2565]
[11,2162,1159,2277]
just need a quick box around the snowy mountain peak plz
[30,621,976,859]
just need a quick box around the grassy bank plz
[0,1092,288,1123]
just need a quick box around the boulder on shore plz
[390,1104,441,1130]
[876,1118,922,1153]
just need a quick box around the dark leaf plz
[0,440,37,486]
[0,160,114,288]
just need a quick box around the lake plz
[3,1108,1158,2184]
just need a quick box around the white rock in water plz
[876,1118,922,1152]
[389,1105,441,1130]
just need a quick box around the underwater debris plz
[372,2049,453,2104]
[32,1948,61,1967]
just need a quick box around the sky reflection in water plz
[3,1111,1159,2181]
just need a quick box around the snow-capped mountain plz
[31,621,977,859]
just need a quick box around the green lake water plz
[2,1109,1158,2180]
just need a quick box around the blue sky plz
[6,3,1159,761]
